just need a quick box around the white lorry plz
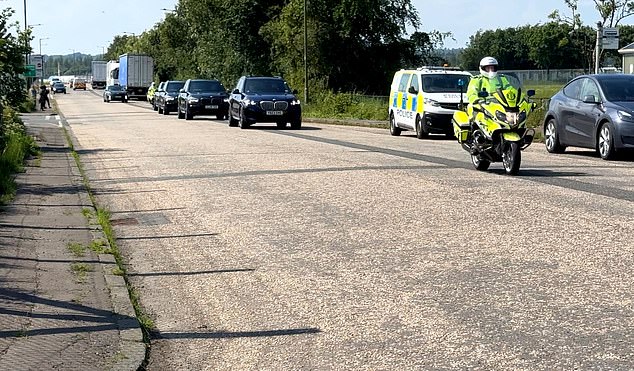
[106,60,119,87]
[91,61,107,89]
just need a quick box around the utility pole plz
[303,0,308,104]
[595,22,603,74]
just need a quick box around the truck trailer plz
[118,53,154,100]
[106,60,119,87]
[91,61,107,89]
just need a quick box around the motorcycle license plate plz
[205,105,218,109]
[266,111,283,116]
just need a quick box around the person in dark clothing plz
[39,86,49,111]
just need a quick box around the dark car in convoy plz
[156,80,185,115]
[228,76,301,129]
[103,85,128,103]
[177,79,229,120]
[543,74,634,160]
[152,82,165,111]
[51,82,66,94]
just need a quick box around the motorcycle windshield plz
[487,74,525,109]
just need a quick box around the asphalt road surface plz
[54,88,634,370]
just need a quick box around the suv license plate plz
[266,111,283,116]
[205,105,218,109]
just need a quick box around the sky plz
[2,0,178,55]
[1,0,610,56]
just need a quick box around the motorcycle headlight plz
[496,110,521,126]
[424,98,440,107]
[618,110,634,122]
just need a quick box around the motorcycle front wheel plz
[471,154,490,171]
[502,142,521,175]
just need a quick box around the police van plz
[388,66,472,138]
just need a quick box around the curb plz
[60,113,147,371]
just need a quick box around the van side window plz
[409,74,420,93]
[398,73,411,93]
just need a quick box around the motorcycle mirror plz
[478,90,489,98]
[457,79,465,87]
[527,89,535,97]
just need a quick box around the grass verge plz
[62,126,155,339]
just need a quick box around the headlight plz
[423,98,440,107]
[495,110,520,126]
[243,99,257,106]
[188,97,199,103]
[618,110,634,122]
[291,99,301,105]
[166,97,174,101]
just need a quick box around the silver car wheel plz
[545,121,556,151]
[599,125,611,158]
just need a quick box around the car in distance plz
[543,74,634,160]
[156,80,185,115]
[228,76,301,129]
[103,85,128,103]
[51,82,66,94]
[177,79,229,120]
[72,78,87,90]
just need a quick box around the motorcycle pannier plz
[452,111,470,143]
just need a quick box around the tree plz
[0,7,31,108]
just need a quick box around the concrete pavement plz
[0,110,145,370]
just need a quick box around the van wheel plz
[416,115,428,139]
[389,112,401,136]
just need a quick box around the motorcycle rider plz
[467,57,511,104]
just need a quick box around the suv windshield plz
[166,82,185,92]
[244,78,290,94]
[109,85,123,91]
[422,74,472,93]
[189,80,224,93]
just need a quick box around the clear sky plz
[3,0,178,55]
[0,0,614,56]
[415,0,604,48]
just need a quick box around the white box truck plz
[118,53,154,100]
[106,60,119,87]
[91,61,107,89]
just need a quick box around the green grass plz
[67,242,86,257]
[70,262,92,282]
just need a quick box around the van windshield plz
[422,74,471,93]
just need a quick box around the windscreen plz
[598,77,634,102]
[422,74,471,93]
[189,80,224,93]
[109,85,123,91]
[244,78,290,94]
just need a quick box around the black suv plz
[177,79,229,120]
[156,80,185,115]
[228,76,301,129]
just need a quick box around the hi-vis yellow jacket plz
[466,74,511,104]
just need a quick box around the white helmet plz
[479,57,499,78]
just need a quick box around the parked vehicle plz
[452,74,536,175]
[153,82,165,111]
[156,80,185,115]
[389,66,472,138]
[91,61,107,89]
[543,74,634,160]
[177,79,229,120]
[51,82,66,94]
[103,85,128,103]
[71,78,86,90]
[118,53,154,100]
[228,76,301,129]
[107,60,119,87]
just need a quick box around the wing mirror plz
[179,88,185,93]
[457,79,466,87]
[408,86,418,95]
[292,89,298,95]
[527,89,535,97]
[583,95,599,104]
[232,89,240,94]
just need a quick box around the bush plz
[0,105,39,204]
[304,90,388,121]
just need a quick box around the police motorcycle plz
[452,75,536,175]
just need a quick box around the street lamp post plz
[39,37,49,56]
[39,37,49,78]
[303,0,308,104]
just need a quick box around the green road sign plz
[23,64,36,77]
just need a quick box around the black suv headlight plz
[243,99,257,106]
[290,98,301,106]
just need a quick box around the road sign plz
[602,27,620,50]
[30,54,43,70]
[23,64,36,77]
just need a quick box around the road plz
[54,88,634,369]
